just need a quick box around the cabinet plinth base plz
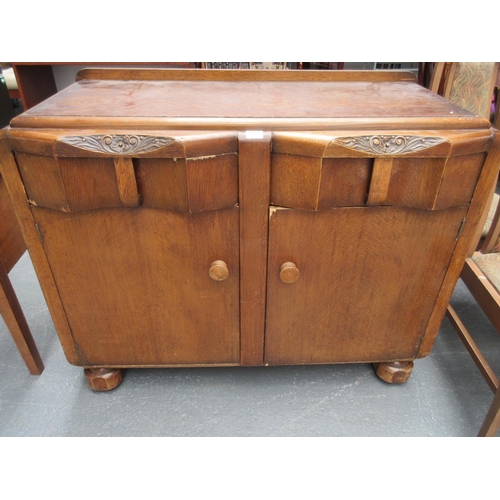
[84,368,123,391]
[373,361,414,384]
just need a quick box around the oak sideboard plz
[1,68,498,390]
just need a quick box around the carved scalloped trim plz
[333,135,448,155]
[59,134,176,155]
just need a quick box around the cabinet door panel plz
[32,206,240,366]
[265,206,467,365]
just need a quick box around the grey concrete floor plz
[1,252,499,437]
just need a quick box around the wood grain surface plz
[366,158,393,206]
[418,131,500,357]
[0,131,80,364]
[32,206,240,366]
[0,170,44,374]
[10,71,488,131]
[238,132,271,365]
[265,205,467,365]
[19,80,473,119]
[114,158,140,208]
[0,174,25,272]
[16,151,239,214]
[76,68,417,83]
[0,260,44,374]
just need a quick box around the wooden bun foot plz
[84,368,123,391]
[373,361,414,384]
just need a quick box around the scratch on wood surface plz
[187,155,218,161]
[269,206,289,217]
[27,199,37,206]
[187,152,238,161]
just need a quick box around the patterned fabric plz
[482,193,500,238]
[472,253,500,294]
[491,237,500,254]
[449,62,497,118]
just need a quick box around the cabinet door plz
[35,207,240,366]
[264,205,466,365]
[14,132,240,366]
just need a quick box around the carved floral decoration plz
[333,135,446,155]
[60,134,175,154]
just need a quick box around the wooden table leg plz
[478,386,500,437]
[0,260,44,375]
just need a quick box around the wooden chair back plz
[430,62,499,120]
[430,62,500,251]
[0,173,26,272]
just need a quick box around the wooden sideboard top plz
[9,69,489,132]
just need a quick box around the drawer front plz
[14,150,238,214]
[270,132,489,211]
[271,154,371,210]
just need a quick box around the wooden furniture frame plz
[0,68,497,391]
[427,62,500,435]
[429,63,500,251]
[446,139,500,435]
[0,167,44,374]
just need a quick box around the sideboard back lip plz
[75,68,418,83]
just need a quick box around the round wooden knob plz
[209,260,229,281]
[280,262,300,283]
